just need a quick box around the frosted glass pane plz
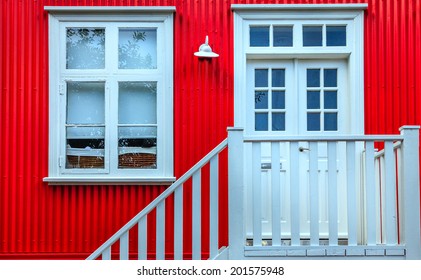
[66,127,105,139]
[273,26,293,47]
[272,91,285,109]
[67,82,105,124]
[255,69,268,87]
[327,26,346,46]
[66,28,105,69]
[119,82,157,124]
[255,91,268,109]
[303,26,322,46]
[255,113,268,131]
[119,29,157,69]
[250,26,269,46]
[324,113,338,131]
[272,113,285,131]
[307,91,320,109]
[118,126,157,138]
[307,69,320,87]
[324,91,337,109]
[272,69,285,87]
[66,129,105,169]
[324,69,337,87]
[307,113,320,131]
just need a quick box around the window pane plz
[324,69,337,87]
[118,127,157,169]
[324,113,338,131]
[272,69,285,87]
[66,128,105,169]
[67,82,105,124]
[119,82,157,124]
[255,69,268,87]
[273,26,293,47]
[119,29,157,69]
[255,91,268,109]
[255,113,268,131]
[307,91,320,109]
[272,90,285,109]
[66,28,105,69]
[250,26,270,46]
[307,113,320,131]
[327,26,346,46]
[303,26,322,46]
[324,91,337,109]
[272,113,285,131]
[307,69,320,87]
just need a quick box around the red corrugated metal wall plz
[1,0,420,259]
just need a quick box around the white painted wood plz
[102,247,111,260]
[307,249,326,256]
[174,185,183,260]
[384,141,397,245]
[192,170,202,260]
[244,135,403,142]
[309,142,319,246]
[365,141,376,245]
[120,232,129,260]
[271,142,281,246]
[227,128,245,260]
[327,248,346,256]
[290,142,300,246]
[327,142,338,245]
[231,4,368,11]
[156,201,165,260]
[346,141,357,245]
[210,155,219,258]
[252,142,262,246]
[366,249,385,256]
[138,216,147,260]
[400,126,421,259]
[45,6,176,13]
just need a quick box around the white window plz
[44,7,175,184]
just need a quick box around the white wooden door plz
[245,59,349,240]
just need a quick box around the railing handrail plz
[374,141,402,159]
[87,138,228,260]
[243,134,404,142]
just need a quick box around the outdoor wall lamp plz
[194,36,219,58]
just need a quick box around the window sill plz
[43,176,176,185]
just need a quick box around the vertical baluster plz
[365,141,376,245]
[384,141,397,244]
[174,185,183,260]
[346,141,357,246]
[252,142,262,246]
[156,201,165,260]
[210,155,219,258]
[102,247,111,260]
[120,231,129,260]
[328,141,338,245]
[290,141,300,246]
[138,216,147,260]
[309,141,319,246]
[192,170,201,259]
[271,142,281,246]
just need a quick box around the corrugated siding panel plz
[1,0,420,259]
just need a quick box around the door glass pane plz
[324,91,337,109]
[272,90,285,109]
[250,26,269,47]
[326,26,346,46]
[272,113,285,131]
[272,69,285,87]
[307,113,320,131]
[307,69,320,87]
[273,26,293,47]
[255,91,268,109]
[119,29,157,69]
[119,82,157,124]
[324,113,338,131]
[66,28,105,69]
[255,69,268,87]
[307,91,320,109]
[255,113,268,131]
[118,127,157,169]
[324,69,337,87]
[303,26,322,46]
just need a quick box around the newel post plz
[227,127,245,259]
[400,125,421,259]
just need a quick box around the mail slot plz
[261,162,282,170]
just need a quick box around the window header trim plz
[44,6,176,14]
[231,4,367,11]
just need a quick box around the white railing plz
[87,139,228,260]
[228,126,421,259]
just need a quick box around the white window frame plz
[232,4,367,135]
[44,6,175,185]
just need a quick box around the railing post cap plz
[227,127,244,132]
[399,125,421,132]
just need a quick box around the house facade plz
[1,0,420,260]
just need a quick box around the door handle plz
[299,147,310,152]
